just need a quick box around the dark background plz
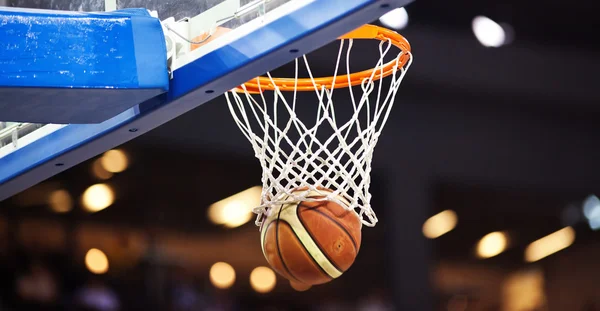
[2,0,600,310]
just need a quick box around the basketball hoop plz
[225,24,412,228]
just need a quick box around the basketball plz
[259,189,362,286]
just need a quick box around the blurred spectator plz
[15,260,59,310]
[357,290,393,311]
[73,278,120,311]
[168,267,209,311]
[205,291,238,311]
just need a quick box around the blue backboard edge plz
[0,0,414,201]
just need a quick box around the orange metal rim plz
[236,24,411,93]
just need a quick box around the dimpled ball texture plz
[260,189,362,286]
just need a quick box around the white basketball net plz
[225,37,412,228]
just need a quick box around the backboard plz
[0,0,414,201]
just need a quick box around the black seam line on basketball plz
[301,195,358,251]
[295,203,342,276]
[301,206,359,257]
[276,204,302,283]
[280,218,334,280]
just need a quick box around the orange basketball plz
[259,189,362,286]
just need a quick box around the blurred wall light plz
[100,149,129,173]
[583,195,600,230]
[379,7,409,30]
[209,262,236,289]
[48,189,73,213]
[82,184,115,212]
[422,210,458,239]
[502,268,547,311]
[525,227,575,262]
[92,158,114,180]
[85,248,109,274]
[208,186,261,228]
[250,266,276,294]
[472,15,512,47]
[589,217,600,231]
[476,231,508,259]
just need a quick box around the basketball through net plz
[225,24,412,228]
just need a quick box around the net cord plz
[225,37,412,228]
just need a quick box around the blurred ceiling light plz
[525,227,575,263]
[208,186,261,228]
[379,7,409,30]
[85,248,109,274]
[472,15,510,47]
[422,210,458,239]
[476,231,508,259]
[583,195,600,219]
[290,280,311,292]
[100,149,129,173]
[590,217,600,231]
[92,158,114,180]
[250,266,276,294]
[48,189,73,213]
[209,262,236,289]
[583,195,600,230]
[82,184,114,213]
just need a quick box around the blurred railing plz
[0,122,66,158]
